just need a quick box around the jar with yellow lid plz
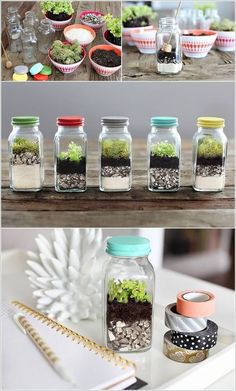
[193,117,227,192]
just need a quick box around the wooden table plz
[2,139,234,228]
[1,1,121,81]
[122,45,235,81]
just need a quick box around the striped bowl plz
[89,44,121,77]
[181,30,217,58]
[44,14,73,31]
[214,31,235,52]
[131,28,157,54]
[122,25,153,46]
[48,45,86,74]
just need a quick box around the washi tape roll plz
[177,290,216,317]
[163,331,209,363]
[165,303,207,332]
[171,320,218,350]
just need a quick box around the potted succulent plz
[49,40,86,73]
[55,141,86,192]
[103,14,121,49]
[89,44,121,77]
[41,1,74,30]
[149,141,180,191]
[210,19,235,51]
[100,139,131,191]
[122,5,155,46]
[106,279,153,352]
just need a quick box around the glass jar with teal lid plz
[8,116,44,191]
[104,236,155,353]
[147,116,181,192]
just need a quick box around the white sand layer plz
[194,175,225,191]
[101,176,130,191]
[157,62,182,74]
[12,165,41,190]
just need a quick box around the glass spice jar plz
[193,117,227,192]
[156,17,182,75]
[104,236,155,353]
[6,7,21,26]
[23,11,39,30]
[7,21,22,53]
[147,117,181,192]
[54,116,87,192]
[99,117,132,192]
[8,116,44,192]
[37,19,55,54]
[21,27,37,63]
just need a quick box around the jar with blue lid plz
[104,236,155,352]
[147,117,181,191]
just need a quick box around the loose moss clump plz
[50,40,82,64]
[108,279,151,304]
[102,139,129,158]
[59,142,83,162]
[151,141,177,158]
[210,19,235,32]
[197,137,223,157]
[122,5,154,24]
[13,137,39,155]
[41,1,74,16]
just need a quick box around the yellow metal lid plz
[197,117,225,128]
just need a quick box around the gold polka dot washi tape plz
[163,331,209,363]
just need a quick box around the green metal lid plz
[11,116,40,125]
[106,236,151,257]
[151,117,178,128]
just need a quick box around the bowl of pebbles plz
[79,10,105,30]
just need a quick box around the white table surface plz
[2,249,235,390]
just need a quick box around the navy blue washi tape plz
[170,320,218,350]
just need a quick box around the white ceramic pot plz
[131,28,157,54]
[214,31,235,52]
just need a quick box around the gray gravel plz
[150,168,179,190]
[57,173,86,190]
[101,165,131,178]
[12,152,40,165]
[196,164,224,177]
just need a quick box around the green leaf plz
[197,137,223,158]
[108,279,152,303]
[102,139,129,158]
[59,142,83,162]
[122,5,155,23]
[12,137,39,155]
[41,1,74,16]
[104,14,121,38]
[151,142,177,157]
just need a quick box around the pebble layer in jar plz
[150,167,179,190]
[57,173,86,190]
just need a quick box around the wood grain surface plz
[2,139,234,228]
[1,1,121,81]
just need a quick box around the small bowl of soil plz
[103,14,121,50]
[49,40,86,74]
[79,10,105,30]
[131,28,157,54]
[41,0,74,30]
[103,30,121,50]
[181,29,217,58]
[89,44,121,77]
[64,24,96,47]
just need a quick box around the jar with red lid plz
[54,116,87,192]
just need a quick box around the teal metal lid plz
[151,117,178,128]
[11,116,39,125]
[106,236,151,257]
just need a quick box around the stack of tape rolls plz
[163,290,218,363]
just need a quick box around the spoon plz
[162,1,182,53]
[1,41,13,69]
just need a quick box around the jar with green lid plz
[8,116,44,191]
[193,117,227,192]
[147,117,181,191]
[99,117,132,192]
[104,236,155,352]
[54,116,87,192]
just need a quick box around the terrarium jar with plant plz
[148,117,181,191]
[54,117,87,192]
[8,116,44,192]
[104,236,155,353]
[41,1,74,21]
[193,117,227,192]
[99,117,132,192]
[104,14,121,47]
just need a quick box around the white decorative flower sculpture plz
[26,228,105,323]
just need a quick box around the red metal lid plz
[57,116,85,126]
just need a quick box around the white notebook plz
[3,301,136,390]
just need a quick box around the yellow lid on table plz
[197,117,225,128]
[12,73,28,82]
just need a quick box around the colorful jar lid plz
[197,117,225,128]
[11,116,39,125]
[101,116,129,127]
[30,63,44,76]
[151,117,178,127]
[12,72,28,82]
[33,73,49,81]
[14,65,29,75]
[106,236,151,257]
[57,116,85,126]
[40,65,52,76]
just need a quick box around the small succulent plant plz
[104,14,121,38]
[197,137,223,157]
[13,137,39,155]
[59,142,83,162]
[122,5,155,24]
[151,141,177,158]
[102,139,129,158]
[108,279,152,304]
[41,1,74,16]
[210,19,235,32]
[50,40,82,64]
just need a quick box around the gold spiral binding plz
[12,300,136,370]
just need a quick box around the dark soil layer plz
[123,16,149,28]
[107,297,152,323]
[46,11,72,21]
[150,156,179,169]
[183,33,209,37]
[196,156,224,166]
[157,49,178,64]
[57,157,86,175]
[106,31,121,46]
[91,49,121,67]
[101,157,130,167]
